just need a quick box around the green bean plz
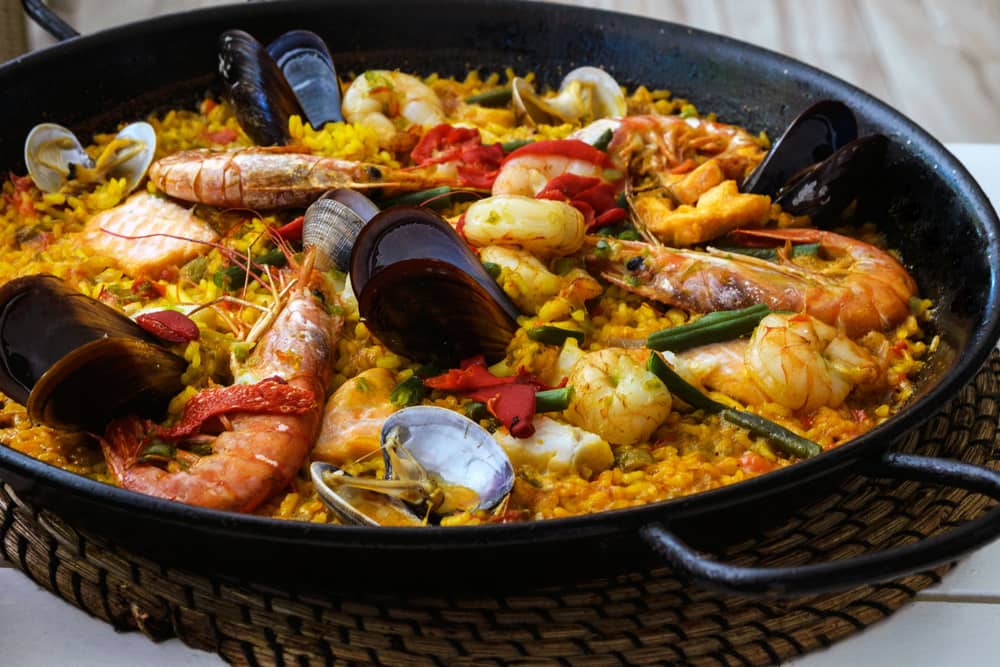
[715,243,820,262]
[526,325,585,346]
[390,375,429,408]
[138,440,176,464]
[481,261,502,281]
[645,351,821,460]
[378,186,453,209]
[646,304,771,352]
[501,138,533,153]
[535,387,572,413]
[721,410,822,459]
[465,86,513,106]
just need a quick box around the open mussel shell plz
[742,100,858,196]
[105,121,157,194]
[266,30,343,128]
[0,275,185,432]
[218,29,303,146]
[350,207,520,367]
[382,406,514,512]
[303,189,380,272]
[309,462,424,527]
[773,133,888,218]
[24,122,93,193]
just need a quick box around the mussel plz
[0,275,186,432]
[512,66,627,126]
[742,100,887,220]
[24,121,156,194]
[266,30,343,128]
[302,188,380,272]
[218,29,304,146]
[310,406,514,526]
[350,207,520,367]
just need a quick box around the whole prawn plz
[148,146,456,209]
[589,227,918,338]
[101,251,343,512]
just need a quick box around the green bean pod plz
[526,325,585,346]
[465,87,513,106]
[646,304,771,352]
[535,386,572,413]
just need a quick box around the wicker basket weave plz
[2,351,998,666]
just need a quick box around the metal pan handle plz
[641,452,1000,596]
[21,0,80,41]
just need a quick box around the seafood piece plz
[492,139,613,196]
[102,253,343,512]
[494,415,614,478]
[462,195,586,256]
[24,121,156,194]
[342,70,446,149]
[218,29,303,146]
[302,188,380,272]
[312,367,397,465]
[674,312,885,413]
[148,146,454,209]
[563,348,672,447]
[590,227,918,338]
[351,207,520,366]
[478,245,563,315]
[311,406,514,525]
[0,275,186,432]
[266,29,343,128]
[83,191,219,278]
[511,67,626,126]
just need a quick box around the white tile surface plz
[0,153,997,666]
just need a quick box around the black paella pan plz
[2,0,1000,596]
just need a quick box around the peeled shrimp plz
[492,143,609,196]
[675,312,885,413]
[563,347,672,446]
[463,195,586,257]
[102,258,342,512]
[591,228,918,338]
[342,70,446,149]
[148,146,453,209]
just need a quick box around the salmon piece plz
[83,192,218,278]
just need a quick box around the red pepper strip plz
[467,383,537,438]
[536,173,626,230]
[424,355,522,391]
[157,377,316,439]
[410,124,504,188]
[503,139,611,168]
[274,215,304,243]
[590,207,629,229]
[136,310,200,343]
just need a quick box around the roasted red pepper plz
[535,173,626,229]
[274,215,305,243]
[502,139,611,167]
[136,310,200,343]
[410,124,504,189]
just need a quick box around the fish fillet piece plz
[84,192,218,278]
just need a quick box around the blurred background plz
[2,0,997,142]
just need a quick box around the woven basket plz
[3,351,999,666]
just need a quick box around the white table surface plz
[2,143,998,666]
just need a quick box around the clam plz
[350,207,520,367]
[310,406,514,526]
[742,100,887,220]
[218,29,303,146]
[512,66,626,126]
[266,30,343,128]
[24,121,156,194]
[302,188,380,272]
[0,275,186,432]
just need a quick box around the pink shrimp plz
[588,227,918,338]
[101,257,343,512]
[148,146,456,209]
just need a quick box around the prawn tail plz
[100,415,149,481]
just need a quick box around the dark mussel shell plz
[303,189,380,272]
[266,30,344,128]
[0,275,186,432]
[218,29,303,146]
[771,133,888,219]
[351,207,520,367]
[742,100,858,196]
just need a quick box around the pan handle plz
[641,452,1000,596]
[21,0,80,41]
